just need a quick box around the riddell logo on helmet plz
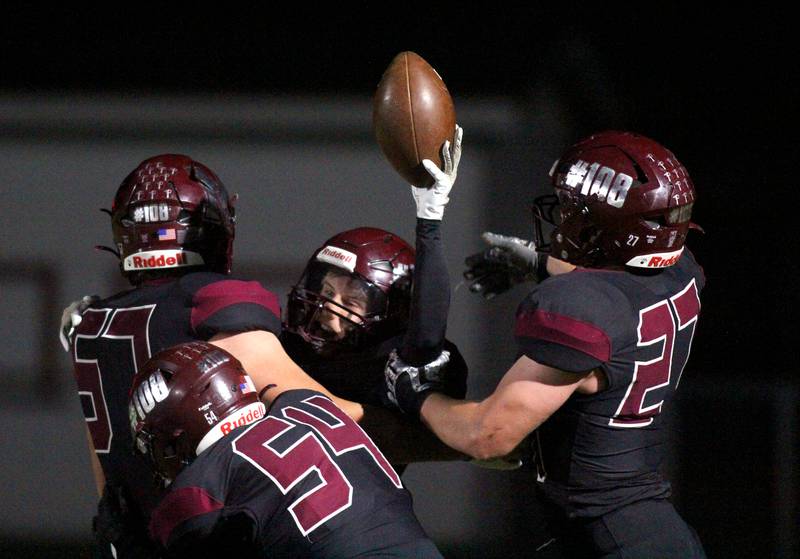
[317,246,357,273]
[133,252,186,268]
[123,250,204,271]
[647,254,680,267]
[627,249,683,269]
[220,405,265,436]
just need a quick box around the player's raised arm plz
[400,125,462,365]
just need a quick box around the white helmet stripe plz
[122,249,205,271]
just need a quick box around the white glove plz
[59,295,100,351]
[481,232,539,266]
[411,124,463,220]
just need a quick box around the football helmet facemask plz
[286,227,414,355]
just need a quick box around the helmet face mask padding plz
[107,154,236,284]
[286,227,414,355]
[533,131,698,270]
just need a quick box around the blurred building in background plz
[0,90,796,558]
[1,8,797,558]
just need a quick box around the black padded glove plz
[463,232,546,299]
[385,349,450,420]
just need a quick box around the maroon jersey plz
[150,389,443,558]
[514,251,705,518]
[71,272,281,519]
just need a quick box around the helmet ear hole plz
[176,209,192,225]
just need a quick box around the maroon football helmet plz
[129,341,264,484]
[106,154,236,284]
[533,130,699,270]
[286,227,414,354]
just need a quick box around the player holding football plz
[62,154,365,557]
[129,341,443,558]
[281,125,471,466]
[386,131,708,557]
[281,225,469,465]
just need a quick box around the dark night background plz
[4,5,796,376]
[2,5,797,558]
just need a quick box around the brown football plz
[373,51,456,188]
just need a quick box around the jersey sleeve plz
[514,274,631,373]
[182,273,282,339]
[442,339,468,399]
[401,219,451,366]
[149,485,225,550]
[149,441,260,552]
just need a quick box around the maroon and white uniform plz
[516,250,704,518]
[150,389,443,558]
[511,250,707,557]
[71,272,281,520]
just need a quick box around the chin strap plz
[94,245,121,258]
[96,208,120,258]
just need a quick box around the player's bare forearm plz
[418,394,506,460]
[421,356,587,460]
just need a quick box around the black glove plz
[93,484,160,559]
[385,349,450,420]
[463,232,545,299]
